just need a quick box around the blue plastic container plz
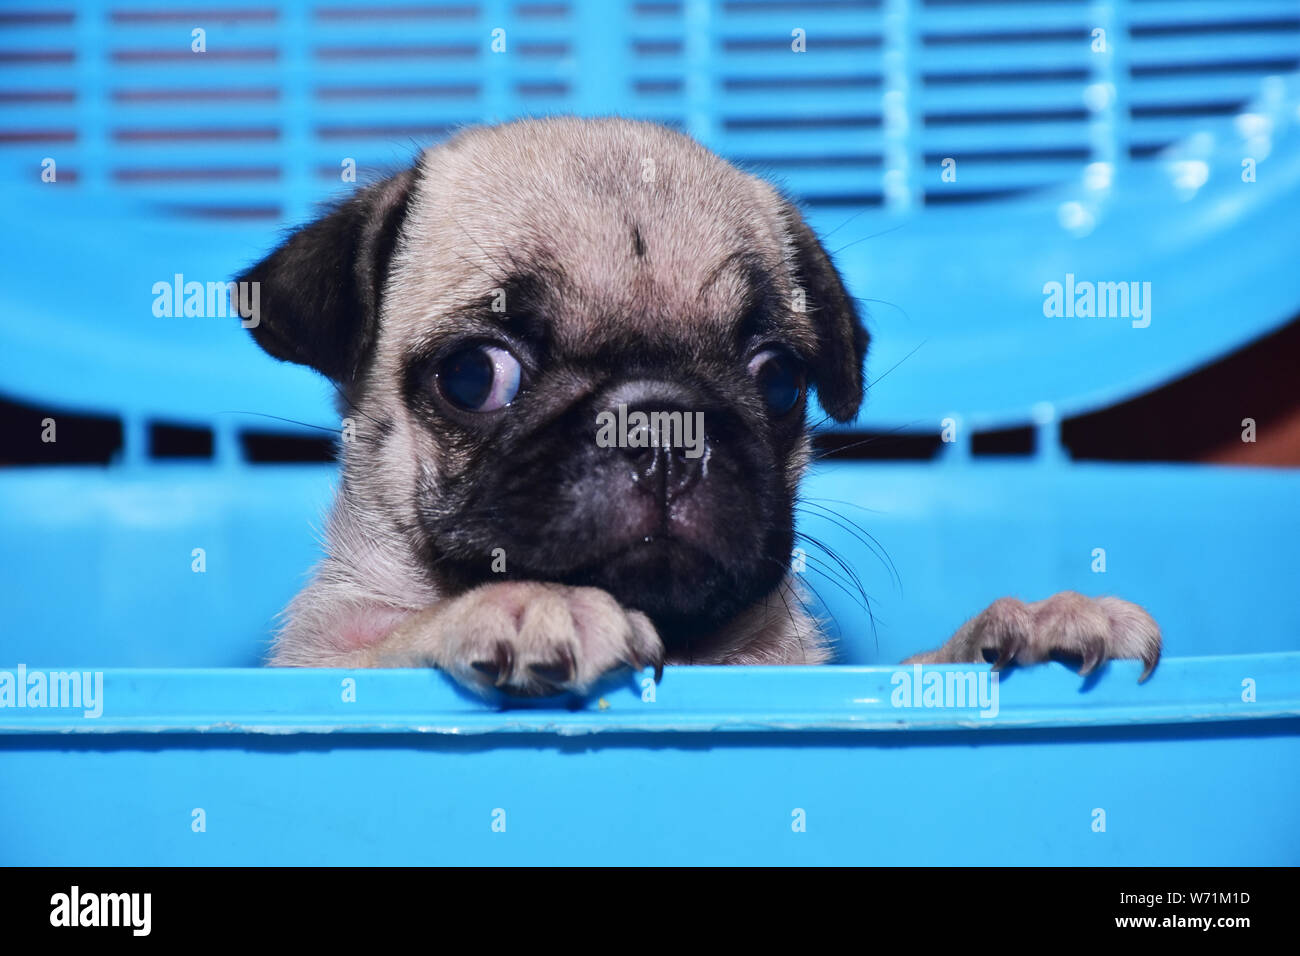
[1,0,1298,864]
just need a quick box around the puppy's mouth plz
[518,530,783,649]
[564,530,712,578]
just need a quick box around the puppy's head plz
[241,118,867,652]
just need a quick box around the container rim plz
[0,654,1296,736]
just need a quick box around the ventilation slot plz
[813,430,944,461]
[0,396,122,466]
[149,422,213,460]
[240,430,338,463]
[972,425,1035,457]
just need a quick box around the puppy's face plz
[242,118,867,652]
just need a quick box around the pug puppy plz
[240,117,1160,696]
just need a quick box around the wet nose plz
[623,437,705,502]
[598,380,711,503]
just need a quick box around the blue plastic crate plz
[1,0,1298,864]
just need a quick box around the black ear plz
[237,168,418,384]
[778,201,869,423]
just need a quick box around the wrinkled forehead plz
[387,134,807,356]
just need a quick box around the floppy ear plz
[237,168,418,385]
[778,201,869,423]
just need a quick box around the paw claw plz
[991,637,1021,670]
[1139,653,1158,683]
[1079,636,1105,676]
[470,641,514,686]
[529,645,576,685]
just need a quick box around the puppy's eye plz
[435,345,521,412]
[748,348,805,416]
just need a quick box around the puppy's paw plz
[377,581,664,697]
[903,591,1161,681]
